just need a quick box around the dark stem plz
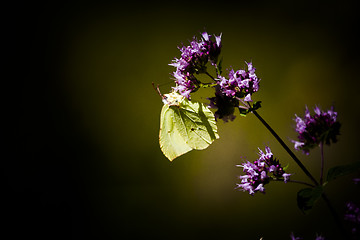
[252,110,348,238]
[214,63,219,76]
[252,110,319,186]
[236,98,251,110]
[288,180,315,188]
[321,193,348,239]
[320,142,325,185]
[273,179,315,188]
[205,71,216,81]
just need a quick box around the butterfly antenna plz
[158,80,174,87]
[152,82,165,100]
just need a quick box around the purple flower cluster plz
[168,32,261,122]
[218,62,260,102]
[236,146,291,195]
[290,233,326,240]
[292,106,341,154]
[169,32,222,99]
[208,61,260,122]
[208,88,238,122]
[345,202,360,238]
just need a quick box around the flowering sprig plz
[345,201,360,238]
[157,31,360,239]
[218,62,260,101]
[290,232,326,240]
[236,146,291,195]
[169,31,261,121]
[169,32,222,99]
[292,106,341,155]
[208,63,261,121]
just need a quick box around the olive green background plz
[8,1,360,239]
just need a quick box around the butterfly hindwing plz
[159,104,192,161]
[173,98,219,150]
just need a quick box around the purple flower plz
[169,32,222,99]
[208,62,260,122]
[217,62,260,102]
[282,173,291,183]
[236,146,291,195]
[353,178,360,185]
[292,106,341,154]
[290,233,326,240]
[290,232,302,240]
[171,69,199,99]
[344,202,360,238]
[208,86,238,122]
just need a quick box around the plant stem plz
[252,110,348,238]
[252,110,319,186]
[289,180,316,188]
[273,179,315,188]
[321,193,348,239]
[205,71,216,81]
[214,63,219,76]
[320,142,325,185]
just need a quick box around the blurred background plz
[6,0,360,239]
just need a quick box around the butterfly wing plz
[159,104,192,161]
[174,98,219,150]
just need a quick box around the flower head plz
[208,62,260,122]
[236,146,291,195]
[169,32,222,99]
[290,233,326,240]
[218,62,260,102]
[292,106,341,154]
[208,86,238,122]
[290,232,302,240]
[344,201,360,238]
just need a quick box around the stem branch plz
[252,110,319,186]
[320,142,325,185]
[273,179,315,188]
[205,71,216,81]
[252,110,348,238]
[321,193,348,239]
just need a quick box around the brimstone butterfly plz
[159,91,219,161]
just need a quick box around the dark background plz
[6,1,360,239]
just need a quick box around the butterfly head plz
[163,91,184,106]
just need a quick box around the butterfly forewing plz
[174,98,219,150]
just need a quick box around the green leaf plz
[239,107,249,117]
[283,163,289,171]
[326,161,360,182]
[297,186,324,214]
[159,92,219,161]
[252,101,262,111]
[217,57,223,75]
[199,83,217,88]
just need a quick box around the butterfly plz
[157,89,219,161]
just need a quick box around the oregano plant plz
[154,31,360,239]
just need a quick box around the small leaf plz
[326,161,360,182]
[252,101,262,111]
[297,186,323,214]
[217,57,223,75]
[238,107,249,117]
[283,163,289,171]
